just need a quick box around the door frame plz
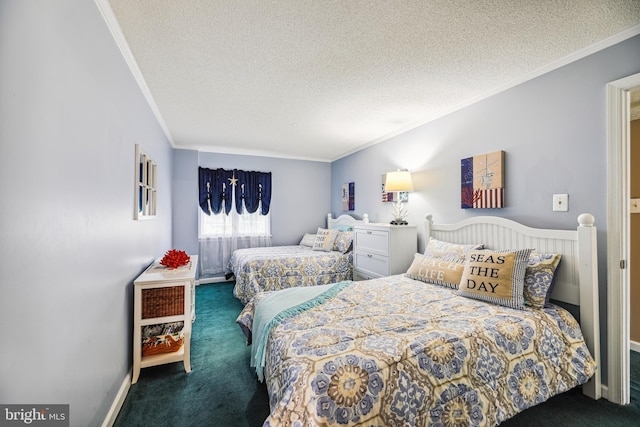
[606,72,640,404]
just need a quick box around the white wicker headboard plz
[424,213,601,399]
[327,213,369,228]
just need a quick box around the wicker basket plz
[141,286,184,319]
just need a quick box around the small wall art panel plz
[461,150,504,209]
[342,182,355,211]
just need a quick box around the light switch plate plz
[553,194,568,212]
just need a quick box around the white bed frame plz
[425,213,601,400]
[327,213,369,228]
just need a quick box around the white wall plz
[331,34,640,385]
[0,1,173,425]
[172,149,200,255]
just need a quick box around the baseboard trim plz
[197,276,228,285]
[101,371,131,427]
[630,340,640,353]
[600,383,609,401]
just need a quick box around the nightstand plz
[353,224,417,280]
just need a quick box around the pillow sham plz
[312,228,339,252]
[405,253,465,289]
[332,225,353,232]
[458,248,532,310]
[299,233,316,247]
[333,231,354,253]
[424,237,485,262]
[524,252,562,308]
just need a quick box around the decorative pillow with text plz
[458,248,532,309]
[406,253,465,289]
[312,228,339,252]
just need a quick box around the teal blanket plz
[251,281,351,381]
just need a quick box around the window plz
[198,195,271,276]
[199,206,271,238]
[197,167,273,275]
[197,167,272,238]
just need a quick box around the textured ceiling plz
[103,0,640,161]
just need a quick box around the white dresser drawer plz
[353,269,379,281]
[353,223,417,279]
[355,228,389,256]
[354,251,388,277]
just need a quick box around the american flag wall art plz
[461,150,505,209]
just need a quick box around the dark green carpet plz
[114,283,640,426]
[114,282,269,427]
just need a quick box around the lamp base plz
[390,219,408,225]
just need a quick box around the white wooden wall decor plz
[134,144,157,220]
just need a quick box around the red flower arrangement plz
[160,249,190,269]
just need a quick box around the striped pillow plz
[457,249,532,309]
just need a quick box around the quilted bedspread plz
[237,275,596,427]
[229,245,352,305]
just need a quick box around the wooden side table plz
[132,255,197,384]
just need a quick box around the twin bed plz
[228,213,369,304]
[235,213,601,426]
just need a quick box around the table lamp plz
[384,170,413,225]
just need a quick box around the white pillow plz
[299,233,316,247]
[424,237,484,262]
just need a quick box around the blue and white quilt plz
[237,275,596,427]
[228,245,352,305]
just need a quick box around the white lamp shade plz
[385,170,414,192]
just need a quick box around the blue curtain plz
[199,167,271,215]
[198,167,212,214]
[258,172,271,215]
[199,168,234,214]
